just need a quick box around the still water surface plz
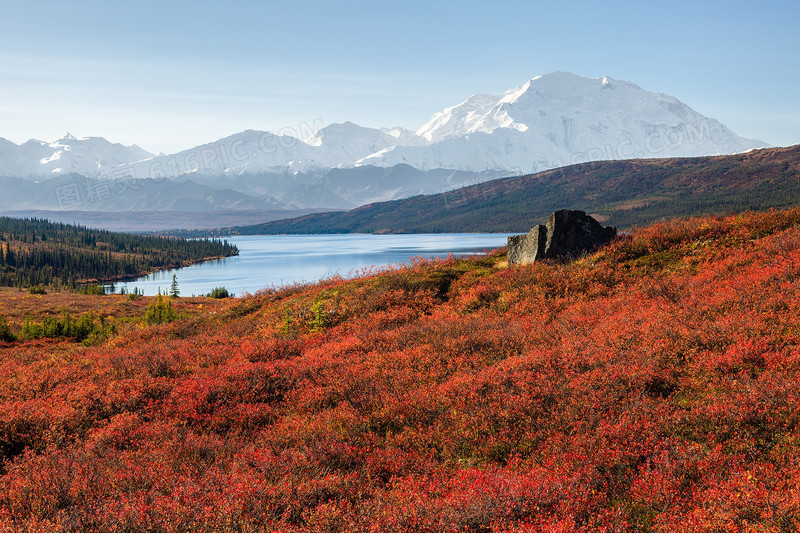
[117,233,512,296]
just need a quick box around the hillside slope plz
[231,145,800,235]
[2,207,800,530]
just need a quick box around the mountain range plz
[0,133,152,178]
[0,72,769,220]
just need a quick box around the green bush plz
[20,311,113,344]
[0,315,15,342]
[78,284,106,295]
[128,287,143,300]
[207,286,232,299]
[144,293,179,324]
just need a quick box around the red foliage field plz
[2,208,800,531]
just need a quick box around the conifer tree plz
[170,274,180,298]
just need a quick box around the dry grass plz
[0,287,231,334]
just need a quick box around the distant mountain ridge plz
[1,72,766,181]
[0,133,153,178]
[0,72,770,215]
[115,72,769,177]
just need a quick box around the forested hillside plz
[224,145,800,235]
[0,217,237,288]
[1,207,800,530]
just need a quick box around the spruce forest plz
[0,217,237,289]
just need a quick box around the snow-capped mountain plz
[304,122,426,162]
[358,71,766,172]
[114,72,764,180]
[114,123,422,180]
[121,123,428,179]
[123,129,321,178]
[0,133,153,178]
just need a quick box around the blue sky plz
[1,0,797,153]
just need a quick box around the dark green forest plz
[0,217,237,289]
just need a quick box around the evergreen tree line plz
[0,217,237,289]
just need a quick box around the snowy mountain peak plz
[363,72,768,172]
[0,134,154,178]
[294,122,426,168]
[305,121,377,146]
[416,93,498,141]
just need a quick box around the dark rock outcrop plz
[507,210,616,264]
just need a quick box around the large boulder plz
[507,224,547,265]
[507,210,616,264]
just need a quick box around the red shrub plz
[2,208,800,530]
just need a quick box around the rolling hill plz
[226,145,800,235]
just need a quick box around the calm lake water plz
[117,233,513,297]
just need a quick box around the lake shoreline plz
[116,233,513,297]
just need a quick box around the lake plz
[116,233,513,296]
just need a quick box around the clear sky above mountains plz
[1,0,797,153]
